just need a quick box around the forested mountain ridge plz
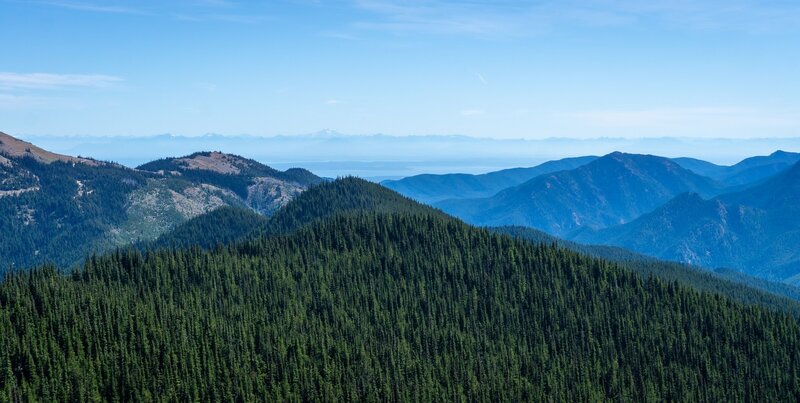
[573,161,800,282]
[147,206,270,250]
[149,178,800,316]
[0,131,321,271]
[4,182,800,400]
[437,152,723,235]
[265,176,446,234]
[493,225,800,308]
[381,156,597,204]
[149,177,444,248]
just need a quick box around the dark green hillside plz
[265,176,445,233]
[493,226,800,310]
[0,156,149,270]
[149,206,269,250]
[145,177,442,250]
[4,210,800,401]
[150,178,800,313]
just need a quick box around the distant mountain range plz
[7,130,800,401]
[376,149,799,283]
[0,131,321,270]
[574,161,800,282]
[148,178,800,308]
[674,150,800,186]
[436,153,724,236]
[386,150,800,208]
[382,156,597,204]
[4,128,800,285]
[8,175,800,400]
[20,132,800,178]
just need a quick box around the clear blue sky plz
[1,0,799,139]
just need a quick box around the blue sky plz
[1,0,799,139]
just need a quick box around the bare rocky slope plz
[0,131,322,270]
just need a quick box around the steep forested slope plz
[493,226,800,307]
[382,156,596,204]
[148,177,443,248]
[438,152,722,235]
[148,206,270,250]
[151,178,800,312]
[4,205,800,400]
[0,155,150,270]
[266,176,444,233]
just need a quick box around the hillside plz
[148,206,270,250]
[266,176,444,233]
[438,152,722,235]
[149,178,800,316]
[4,183,800,400]
[150,177,438,248]
[0,131,99,166]
[151,174,436,248]
[0,132,322,271]
[492,226,800,306]
[574,161,800,282]
[137,151,324,214]
[382,156,596,204]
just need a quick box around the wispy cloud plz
[194,0,236,6]
[352,0,533,36]
[325,99,344,105]
[34,1,142,14]
[460,109,485,117]
[0,93,83,109]
[319,31,360,40]
[0,72,121,109]
[0,93,45,109]
[0,73,123,90]
[475,72,487,85]
[29,0,271,23]
[348,0,800,36]
[173,13,270,23]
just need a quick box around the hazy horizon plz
[13,130,800,178]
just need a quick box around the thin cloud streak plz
[349,0,800,36]
[34,1,143,14]
[28,0,271,23]
[173,13,270,23]
[460,109,485,117]
[0,73,123,90]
